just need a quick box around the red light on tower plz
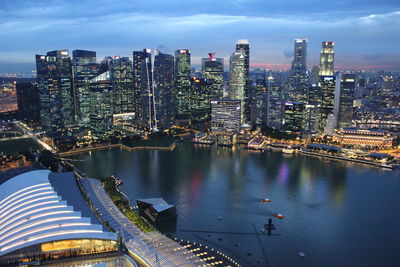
[208,53,216,61]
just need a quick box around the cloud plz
[363,53,384,61]
[283,50,294,59]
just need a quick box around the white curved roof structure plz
[0,170,117,257]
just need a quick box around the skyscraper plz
[190,77,212,131]
[334,73,356,128]
[133,49,153,129]
[36,50,75,138]
[319,41,335,76]
[251,78,267,126]
[202,53,224,99]
[89,71,113,137]
[16,82,40,126]
[72,50,97,127]
[211,99,241,132]
[153,50,175,130]
[291,38,307,73]
[108,56,134,115]
[229,49,246,123]
[235,40,250,122]
[283,101,305,137]
[175,49,191,117]
[288,38,308,102]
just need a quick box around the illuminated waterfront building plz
[133,49,153,129]
[319,41,335,76]
[202,53,224,99]
[210,99,241,132]
[35,50,75,138]
[0,170,117,265]
[72,50,97,127]
[266,80,284,130]
[332,128,394,148]
[334,73,356,129]
[174,49,191,117]
[153,50,175,130]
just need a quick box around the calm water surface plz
[71,142,400,267]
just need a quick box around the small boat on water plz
[261,198,271,203]
[282,148,294,154]
[274,213,284,219]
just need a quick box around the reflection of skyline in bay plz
[71,142,400,267]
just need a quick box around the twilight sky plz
[0,0,399,73]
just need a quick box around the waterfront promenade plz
[80,178,207,267]
[59,142,177,157]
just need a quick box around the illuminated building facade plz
[332,129,394,148]
[89,71,114,137]
[210,99,241,132]
[319,76,337,131]
[0,170,117,265]
[108,56,134,115]
[303,103,320,138]
[267,82,284,130]
[154,50,175,130]
[334,73,356,129]
[133,49,153,129]
[319,41,335,76]
[229,49,246,123]
[202,53,224,99]
[35,50,75,138]
[283,102,305,136]
[72,50,97,127]
[174,49,191,117]
[251,78,267,126]
[235,40,250,123]
[292,38,307,73]
[190,77,212,131]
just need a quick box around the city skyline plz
[0,0,400,73]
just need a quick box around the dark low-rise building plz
[136,198,176,224]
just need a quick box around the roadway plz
[80,178,207,267]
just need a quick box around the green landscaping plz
[99,176,154,233]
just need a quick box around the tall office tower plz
[133,49,153,129]
[251,78,268,126]
[266,80,284,130]
[190,77,212,131]
[334,73,356,129]
[288,38,308,102]
[175,49,191,117]
[202,53,224,99]
[107,56,134,115]
[72,50,97,127]
[319,41,335,76]
[291,38,307,73]
[319,76,336,132]
[229,49,246,123]
[36,50,74,138]
[235,39,250,123]
[153,50,175,130]
[310,66,320,85]
[88,71,114,137]
[283,101,305,137]
[210,99,241,132]
[303,103,320,139]
[16,82,40,126]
